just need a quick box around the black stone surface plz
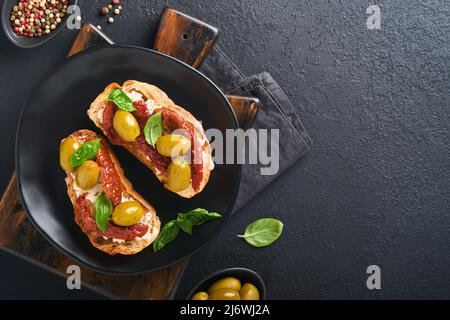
[0,0,449,299]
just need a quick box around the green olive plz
[191,292,209,300]
[59,137,80,171]
[208,288,241,300]
[239,283,260,300]
[75,160,100,190]
[208,277,241,294]
[165,159,191,192]
[112,201,144,227]
[113,110,140,142]
[156,134,191,158]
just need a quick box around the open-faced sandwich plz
[59,129,160,255]
[87,80,214,198]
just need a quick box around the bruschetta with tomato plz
[87,80,214,198]
[59,129,160,255]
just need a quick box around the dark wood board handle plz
[225,95,260,130]
[154,7,219,68]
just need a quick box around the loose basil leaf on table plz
[108,88,136,112]
[153,220,180,252]
[238,218,284,247]
[144,112,163,147]
[69,139,101,168]
[177,208,222,234]
[95,192,112,232]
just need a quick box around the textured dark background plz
[0,0,449,299]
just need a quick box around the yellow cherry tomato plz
[75,160,100,190]
[59,137,81,171]
[113,110,140,142]
[112,201,144,227]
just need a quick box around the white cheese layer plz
[126,90,143,102]
[71,174,102,202]
[135,212,159,242]
[145,99,158,114]
[126,91,160,114]
[97,107,104,123]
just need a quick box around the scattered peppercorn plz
[114,8,120,15]
[108,17,114,23]
[107,4,113,10]
[101,6,109,15]
[9,0,69,38]
[96,25,102,30]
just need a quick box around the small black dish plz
[186,267,266,300]
[1,0,78,48]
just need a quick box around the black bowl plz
[186,267,266,300]
[2,0,78,48]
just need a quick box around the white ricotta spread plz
[97,107,104,122]
[135,213,158,242]
[126,90,143,102]
[145,99,158,114]
[71,174,102,202]
[126,91,160,114]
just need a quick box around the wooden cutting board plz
[0,8,259,300]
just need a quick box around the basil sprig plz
[177,208,222,234]
[144,112,162,147]
[108,89,136,112]
[237,218,284,247]
[95,192,112,232]
[69,139,101,168]
[153,220,180,253]
[153,208,222,252]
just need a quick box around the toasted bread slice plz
[62,129,160,255]
[87,80,213,198]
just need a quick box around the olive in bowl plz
[186,267,266,300]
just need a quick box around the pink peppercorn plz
[10,0,69,38]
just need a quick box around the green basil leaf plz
[69,139,101,168]
[154,209,221,252]
[144,112,162,147]
[237,218,283,247]
[108,89,136,112]
[153,219,180,252]
[95,192,111,232]
[177,216,193,234]
[177,208,222,234]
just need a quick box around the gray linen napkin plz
[199,47,312,212]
